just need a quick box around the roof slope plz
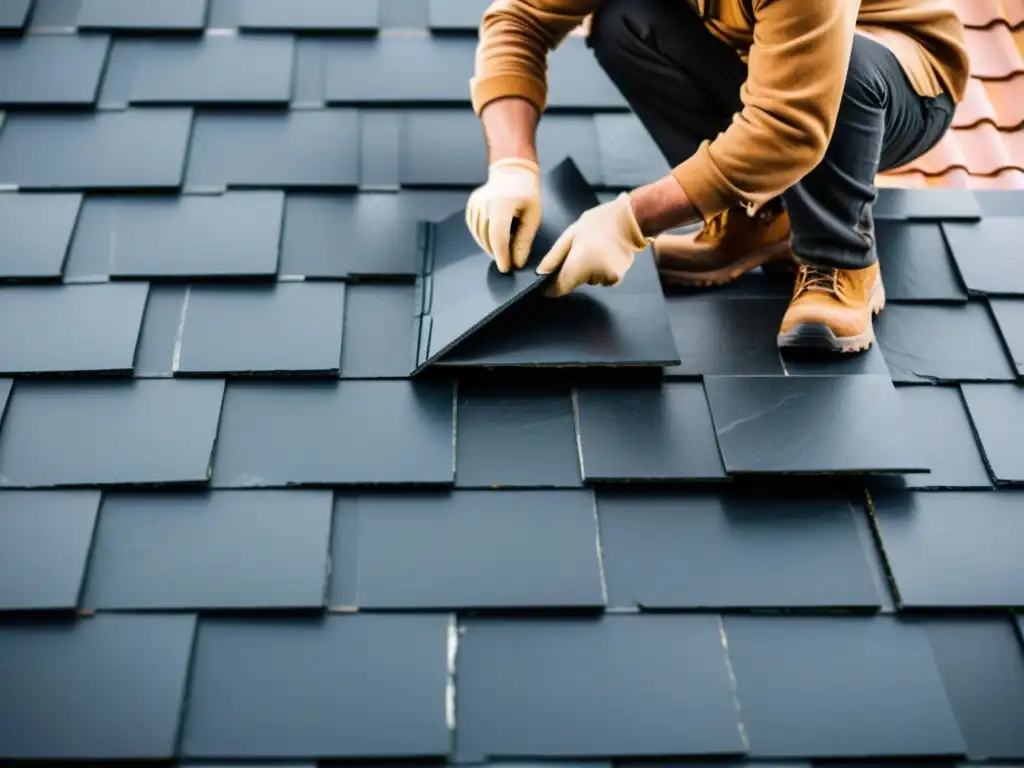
[1,0,1024,764]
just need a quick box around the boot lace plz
[793,264,843,298]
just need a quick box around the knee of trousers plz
[588,0,660,74]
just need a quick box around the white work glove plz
[536,193,652,298]
[465,157,542,273]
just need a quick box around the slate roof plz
[2,0,1024,765]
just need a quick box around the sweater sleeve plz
[470,0,600,116]
[672,0,861,221]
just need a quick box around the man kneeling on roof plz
[464,0,969,354]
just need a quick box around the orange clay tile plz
[963,25,1024,78]
[951,0,1006,28]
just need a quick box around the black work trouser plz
[586,0,956,270]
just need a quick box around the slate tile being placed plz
[595,113,671,189]
[0,193,82,278]
[942,218,1024,296]
[704,375,927,475]
[0,491,100,611]
[0,109,193,190]
[0,283,148,374]
[182,614,450,758]
[332,489,603,609]
[84,490,332,610]
[134,285,188,377]
[428,0,489,30]
[876,303,1015,383]
[873,491,1024,607]
[0,379,225,488]
[185,109,359,189]
[0,613,196,759]
[238,0,379,30]
[176,283,346,375]
[77,0,209,30]
[875,221,967,302]
[0,0,31,29]
[574,382,727,482]
[598,490,880,609]
[457,615,745,757]
[0,33,109,106]
[212,380,455,487]
[130,35,294,104]
[547,36,628,110]
[722,615,966,757]
[340,284,417,379]
[961,383,1024,483]
[990,298,1024,375]
[873,187,982,221]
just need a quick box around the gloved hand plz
[536,192,652,298]
[465,157,542,273]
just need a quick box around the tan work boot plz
[777,262,886,353]
[653,204,796,286]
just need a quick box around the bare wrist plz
[481,97,539,164]
[629,175,701,237]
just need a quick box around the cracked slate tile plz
[330,489,604,609]
[595,113,672,189]
[211,380,455,487]
[0,193,82,279]
[0,490,100,611]
[175,283,345,375]
[428,0,490,30]
[0,0,31,29]
[704,375,927,475]
[0,109,193,190]
[339,284,417,379]
[0,33,109,106]
[597,490,881,609]
[456,615,745,757]
[547,36,628,110]
[181,614,450,759]
[83,490,332,610]
[77,0,209,30]
[0,613,196,760]
[873,187,982,221]
[0,283,148,374]
[873,491,1024,607]
[722,615,966,757]
[989,298,1024,375]
[942,218,1024,297]
[238,0,380,30]
[960,383,1024,483]
[0,379,225,488]
[134,285,188,377]
[875,303,1015,383]
[875,221,967,302]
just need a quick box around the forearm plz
[481,97,540,164]
[629,175,701,238]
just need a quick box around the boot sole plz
[776,280,886,354]
[657,240,794,287]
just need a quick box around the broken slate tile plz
[704,374,927,475]
[0,491,100,611]
[0,33,109,106]
[0,283,148,374]
[874,187,982,221]
[875,221,966,302]
[598,490,881,609]
[876,303,1015,383]
[84,490,332,610]
[427,0,489,30]
[0,109,193,190]
[182,614,450,758]
[333,489,603,609]
[134,285,188,377]
[548,36,628,110]
[724,615,966,757]
[455,387,582,488]
[0,193,82,279]
[0,379,225,488]
[873,491,1024,607]
[0,613,196,760]
[0,0,31,29]
[942,218,1024,296]
[574,382,726,482]
[595,113,671,188]
[961,383,1024,483]
[457,615,745,757]
[77,0,208,30]
[990,298,1024,376]
[238,0,379,30]
[212,380,455,486]
[340,284,417,379]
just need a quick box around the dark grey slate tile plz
[0,379,225,488]
[0,613,196,759]
[0,109,193,190]
[360,109,402,187]
[780,338,891,376]
[723,615,966,757]
[326,35,475,104]
[0,283,147,374]
[95,36,146,107]
[457,615,745,757]
[548,36,628,110]
[176,283,345,375]
[942,218,1024,296]
[29,0,83,27]
[595,113,671,189]
[211,380,454,486]
[134,285,187,377]
[876,221,966,302]
[238,0,379,30]
[536,113,604,187]
[0,490,100,611]
[0,0,31,29]
[185,109,359,189]
[0,193,82,279]
[182,614,450,758]
[704,374,927,475]
[77,0,208,30]
[961,383,1024,483]
[340,284,417,379]
[207,0,241,26]
[83,490,331,610]
[428,0,488,30]
[455,387,582,488]
[574,382,727,482]
[875,303,1015,383]
[131,35,294,104]
[873,491,1024,607]
[598,490,881,609]
[379,0,429,27]
[873,187,982,221]
[292,36,327,104]
[62,196,121,280]
[0,33,109,106]
[974,189,1024,217]
[332,489,604,609]
[990,298,1024,375]
[0,379,10,418]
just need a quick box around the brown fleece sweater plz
[470,0,970,221]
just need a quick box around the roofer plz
[465,0,969,353]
